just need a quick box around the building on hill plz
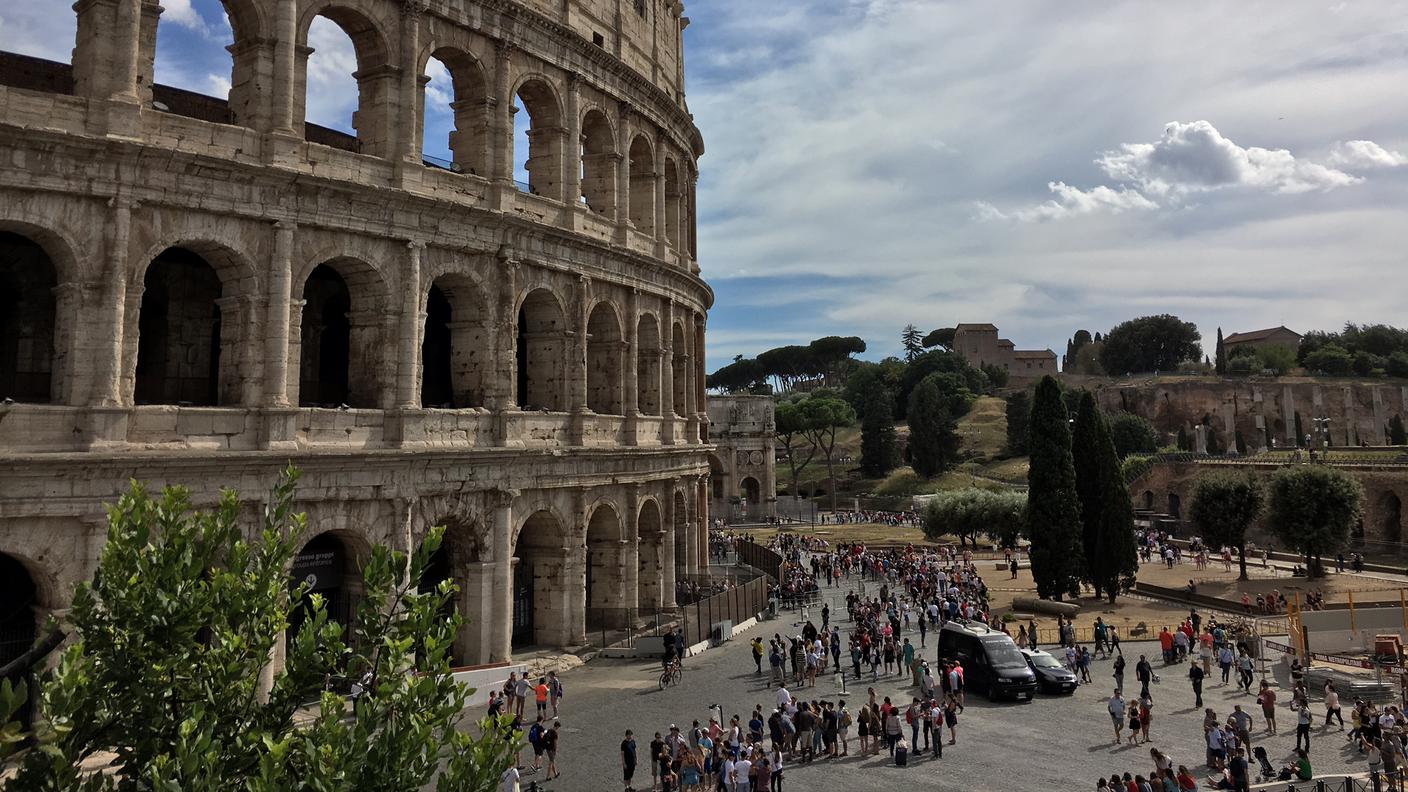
[1223,326,1302,356]
[952,323,1058,384]
[706,396,776,524]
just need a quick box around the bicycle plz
[659,659,683,689]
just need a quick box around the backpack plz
[840,710,852,728]
[528,723,543,747]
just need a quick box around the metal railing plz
[585,576,767,651]
[733,538,782,581]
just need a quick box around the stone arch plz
[133,243,256,406]
[637,497,663,610]
[740,476,761,507]
[0,232,61,403]
[627,135,656,234]
[417,515,484,665]
[636,313,661,416]
[423,274,491,409]
[0,552,48,729]
[513,509,570,648]
[1167,492,1182,520]
[708,453,726,500]
[663,154,682,247]
[516,287,567,411]
[288,529,370,647]
[296,4,394,157]
[585,502,626,629]
[579,107,617,216]
[422,46,490,176]
[152,0,266,126]
[512,76,565,200]
[586,300,624,415]
[673,488,689,596]
[298,258,387,408]
[1380,491,1403,544]
[1142,490,1154,510]
[671,321,688,415]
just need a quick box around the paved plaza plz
[526,577,1373,791]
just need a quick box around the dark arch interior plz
[135,248,223,406]
[0,232,58,403]
[300,264,352,407]
[0,553,37,728]
[288,533,353,647]
[1383,493,1402,543]
[422,285,453,407]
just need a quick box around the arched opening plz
[1381,492,1403,544]
[421,48,489,175]
[580,109,617,216]
[637,499,663,610]
[586,302,623,415]
[673,489,689,588]
[288,532,361,650]
[709,454,725,501]
[513,510,569,648]
[423,276,491,409]
[1167,493,1182,520]
[0,232,58,403]
[417,518,481,666]
[149,0,263,125]
[671,323,688,415]
[516,288,566,411]
[636,314,661,416]
[0,553,38,729]
[298,260,385,408]
[628,135,656,234]
[585,504,626,629]
[301,9,391,156]
[135,246,244,406]
[741,476,761,512]
[512,79,563,200]
[1142,490,1154,510]
[421,285,453,407]
[663,155,681,247]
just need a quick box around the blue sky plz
[4,0,1407,372]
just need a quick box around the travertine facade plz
[705,395,776,523]
[0,0,711,669]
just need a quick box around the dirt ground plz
[731,523,1408,642]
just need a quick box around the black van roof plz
[940,619,1008,639]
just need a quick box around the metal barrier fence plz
[585,576,768,652]
[733,538,783,581]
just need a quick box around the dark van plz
[935,620,1036,701]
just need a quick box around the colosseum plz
[0,0,711,674]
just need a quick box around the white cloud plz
[1328,139,1408,169]
[1097,120,1361,197]
[981,182,1158,222]
[304,16,360,132]
[159,0,209,36]
[206,73,231,98]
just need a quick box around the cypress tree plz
[1215,327,1226,376]
[1294,412,1304,447]
[1025,376,1084,600]
[1072,393,1103,597]
[859,381,898,478]
[1235,429,1247,455]
[1005,391,1031,455]
[908,378,960,478]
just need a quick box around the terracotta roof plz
[954,323,999,332]
[1223,326,1301,344]
[997,339,1016,348]
[1013,349,1056,359]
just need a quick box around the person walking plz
[1189,662,1205,708]
[751,637,765,675]
[1113,653,1126,694]
[1295,701,1312,753]
[1324,681,1344,729]
[548,671,563,718]
[1256,681,1277,734]
[621,730,637,792]
[1109,690,1127,745]
[543,720,561,781]
[1136,654,1154,701]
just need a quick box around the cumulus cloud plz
[206,73,231,98]
[981,121,1386,222]
[1098,120,1361,196]
[1328,139,1408,169]
[304,17,360,133]
[159,0,209,36]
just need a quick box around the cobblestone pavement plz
[520,578,1370,791]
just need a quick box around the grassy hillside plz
[775,395,1029,503]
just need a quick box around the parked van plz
[935,620,1036,701]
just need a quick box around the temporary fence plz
[585,575,768,652]
[733,538,783,581]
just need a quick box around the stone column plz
[488,489,515,662]
[565,489,588,645]
[112,0,143,103]
[663,483,678,607]
[624,487,641,614]
[395,1,423,178]
[563,72,582,217]
[623,289,640,444]
[495,251,519,410]
[569,276,590,443]
[614,103,633,244]
[653,132,669,257]
[696,477,710,576]
[396,241,425,408]
[271,0,297,133]
[95,198,132,407]
[490,41,515,209]
[660,300,675,444]
[264,221,295,406]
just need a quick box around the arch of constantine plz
[0,0,710,670]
